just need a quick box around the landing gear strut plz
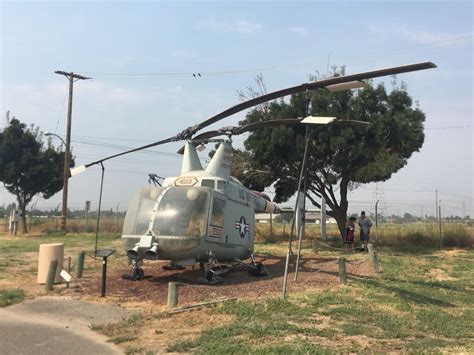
[234,254,269,277]
[122,259,145,281]
[200,252,226,284]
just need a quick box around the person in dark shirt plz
[359,211,373,251]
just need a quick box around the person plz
[359,211,373,251]
[343,216,356,253]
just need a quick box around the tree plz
[235,71,426,236]
[0,115,72,233]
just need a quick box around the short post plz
[373,250,380,273]
[367,243,379,272]
[96,249,115,297]
[45,259,58,291]
[76,251,85,278]
[66,256,71,288]
[167,282,180,308]
[312,239,318,254]
[338,257,347,284]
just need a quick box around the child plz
[344,216,356,253]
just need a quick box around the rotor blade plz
[233,118,304,135]
[332,119,371,126]
[83,136,175,169]
[176,118,304,154]
[77,62,436,170]
[190,130,222,141]
[191,62,436,133]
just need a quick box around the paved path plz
[0,297,137,355]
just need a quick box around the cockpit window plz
[122,187,163,235]
[152,187,210,238]
[210,198,225,227]
[201,179,214,189]
[216,180,225,192]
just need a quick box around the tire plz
[205,270,215,282]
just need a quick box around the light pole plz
[45,132,69,233]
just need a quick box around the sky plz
[1,0,473,218]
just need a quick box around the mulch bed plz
[70,254,376,306]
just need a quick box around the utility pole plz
[435,189,438,221]
[55,71,91,233]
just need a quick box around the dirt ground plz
[65,253,375,306]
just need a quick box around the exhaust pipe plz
[145,243,159,260]
[127,245,140,260]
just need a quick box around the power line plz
[426,125,473,130]
[75,34,473,80]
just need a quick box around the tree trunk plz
[16,194,29,234]
[333,210,347,239]
[315,175,350,239]
[20,205,28,234]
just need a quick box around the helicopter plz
[70,61,436,282]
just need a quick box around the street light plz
[45,131,70,233]
[45,132,66,146]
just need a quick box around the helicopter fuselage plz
[122,170,278,266]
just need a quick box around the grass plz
[0,233,122,255]
[0,227,472,353]
[0,288,26,307]
[164,247,474,353]
[0,233,125,281]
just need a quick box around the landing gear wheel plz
[205,270,215,282]
[249,262,268,277]
[122,264,144,281]
[132,266,144,281]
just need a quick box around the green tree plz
[236,73,425,236]
[0,115,72,233]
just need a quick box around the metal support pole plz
[294,224,304,281]
[115,203,120,236]
[94,163,105,256]
[375,200,379,244]
[282,124,310,300]
[100,256,107,297]
[85,200,90,233]
[294,176,307,281]
[439,203,442,249]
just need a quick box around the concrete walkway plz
[0,297,137,355]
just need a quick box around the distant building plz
[255,208,336,224]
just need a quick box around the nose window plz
[152,188,210,238]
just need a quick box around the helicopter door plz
[206,194,226,243]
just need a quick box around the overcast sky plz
[1,1,472,218]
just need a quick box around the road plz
[0,297,137,355]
